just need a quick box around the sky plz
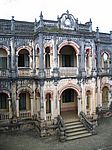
[0,0,112,33]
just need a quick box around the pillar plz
[31,96,34,116]
[8,98,12,118]
[80,40,85,77]
[52,35,59,78]
[78,96,81,115]
[53,35,58,68]
[16,99,19,117]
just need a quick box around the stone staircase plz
[65,119,92,141]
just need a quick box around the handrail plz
[79,111,96,134]
[57,115,66,141]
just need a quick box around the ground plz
[0,117,112,150]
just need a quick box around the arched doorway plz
[19,92,31,118]
[60,88,78,121]
[102,86,109,108]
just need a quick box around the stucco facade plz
[0,11,112,135]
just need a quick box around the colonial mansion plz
[0,11,112,136]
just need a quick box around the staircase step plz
[65,124,83,129]
[65,121,81,127]
[64,119,79,124]
[66,130,89,137]
[66,127,86,133]
[66,132,92,141]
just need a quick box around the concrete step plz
[66,126,86,133]
[66,130,89,137]
[65,124,83,130]
[65,121,81,127]
[66,132,92,141]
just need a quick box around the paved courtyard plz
[0,117,112,150]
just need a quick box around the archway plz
[0,92,8,111]
[59,45,77,67]
[60,88,78,121]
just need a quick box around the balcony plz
[0,69,10,78]
[59,67,78,77]
[18,68,32,77]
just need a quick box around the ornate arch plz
[0,45,9,55]
[16,45,32,55]
[58,40,79,54]
[17,86,33,99]
[45,90,53,99]
[44,42,53,53]
[100,49,110,56]
[0,90,10,98]
[101,83,110,91]
[58,83,81,99]
[85,86,93,94]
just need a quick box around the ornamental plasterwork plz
[17,80,33,89]
[59,10,77,30]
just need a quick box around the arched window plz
[0,93,8,109]
[46,93,51,113]
[101,52,110,68]
[18,49,29,67]
[0,48,7,69]
[86,49,90,68]
[45,47,50,68]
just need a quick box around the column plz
[53,35,58,68]
[33,41,36,75]
[97,42,101,73]
[10,37,16,77]
[52,35,59,78]
[91,43,96,73]
[76,53,79,74]
[8,98,12,118]
[10,16,16,77]
[77,96,81,115]
[16,99,19,117]
[38,33,45,78]
[31,96,34,116]
[80,40,85,77]
[40,82,45,120]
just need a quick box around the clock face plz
[65,18,71,26]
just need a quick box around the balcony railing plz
[46,113,52,121]
[20,111,31,119]
[0,112,9,120]
[45,68,51,78]
[18,68,32,77]
[59,67,78,77]
[0,69,10,77]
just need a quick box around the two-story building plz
[0,11,112,136]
